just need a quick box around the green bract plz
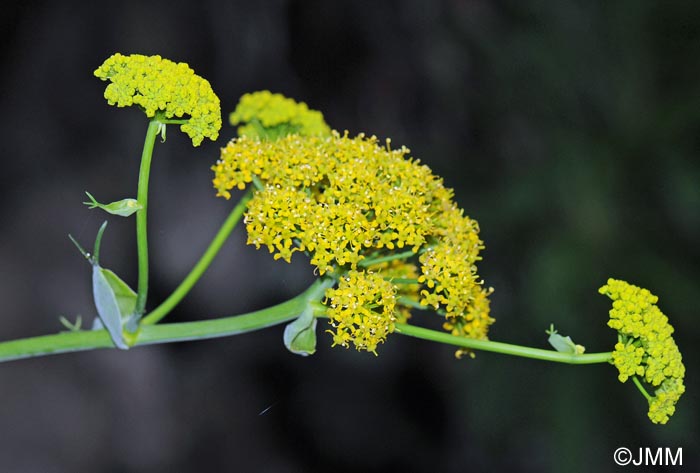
[70,222,138,350]
[546,324,585,354]
[83,192,141,217]
[94,53,222,146]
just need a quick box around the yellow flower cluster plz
[442,285,494,358]
[325,270,397,354]
[213,129,493,352]
[94,53,221,146]
[230,91,331,140]
[599,278,685,424]
[418,226,494,340]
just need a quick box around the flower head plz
[95,53,221,146]
[230,91,331,140]
[213,129,493,352]
[325,270,397,354]
[599,278,685,424]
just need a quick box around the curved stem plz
[632,375,653,401]
[141,190,253,325]
[134,118,161,316]
[0,279,331,363]
[395,323,612,365]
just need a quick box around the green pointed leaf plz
[283,307,317,356]
[84,191,141,217]
[68,234,90,260]
[92,220,108,264]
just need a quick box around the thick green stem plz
[142,190,253,325]
[0,279,330,363]
[134,118,161,316]
[395,323,612,365]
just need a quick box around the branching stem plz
[0,279,330,363]
[142,189,253,325]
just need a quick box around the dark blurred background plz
[0,1,698,471]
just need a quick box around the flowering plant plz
[0,54,685,425]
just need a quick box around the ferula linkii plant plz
[0,53,685,426]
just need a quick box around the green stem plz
[252,175,265,191]
[632,375,653,401]
[395,323,612,365]
[397,296,447,316]
[359,250,416,267]
[0,279,330,363]
[134,118,161,316]
[141,190,253,325]
[386,278,419,284]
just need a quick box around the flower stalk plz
[395,323,612,365]
[134,117,161,317]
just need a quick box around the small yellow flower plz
[95,53,221,146]
[230,91,331,140]
[599,278,685,424]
